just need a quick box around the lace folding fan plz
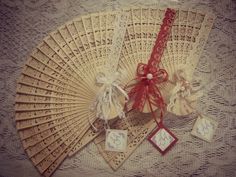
[15,7,215,177]
[15,11,131,177]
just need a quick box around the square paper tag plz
[148,126,178,155]
[105,129,128,152]
[191,116,218,142]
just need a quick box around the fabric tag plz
[105,129,127,152]
[191,116,218,142]
[148,126,178,155]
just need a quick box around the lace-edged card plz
[14,7,215,176]
[191,115,218,142]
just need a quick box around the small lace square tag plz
[148,126,178,155]
[105,129,127,152]
[191,116,218,142]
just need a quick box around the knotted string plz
[125,8,176,126]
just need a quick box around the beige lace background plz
[0,0,235,177]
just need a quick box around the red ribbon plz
[126,8,176,125]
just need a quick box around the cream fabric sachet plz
[167,69,203,116]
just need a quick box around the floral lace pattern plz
[0,0,235,177]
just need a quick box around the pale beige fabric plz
[0,0,235,177]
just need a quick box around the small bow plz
[92,71,129,126]
[128,63,168,115]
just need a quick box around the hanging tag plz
[105,129,128,152]
[191,116,218,142]
[148,126,178,155]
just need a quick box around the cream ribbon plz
[92,71,129,126]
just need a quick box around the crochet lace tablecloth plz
[0,0,235,177]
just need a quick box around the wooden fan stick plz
[24,55,83,94]
[19,65,82,97]
[42,36,96,96]
[29,45,94,98]
[57,25,96,88]
[178,9,187,66]
[21,112,81,147]
[28,118,89,164]
[16,83,81,102]
[65,20,98,86]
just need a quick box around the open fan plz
[72,7,215,170]
[15,7,214,177]
[15,11,130,177]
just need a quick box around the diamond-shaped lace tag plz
[191,116,218,142]
[148,126,178,155]
[105,129,128,152]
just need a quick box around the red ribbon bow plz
[126,8,176,125]
[129,63,168,109]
